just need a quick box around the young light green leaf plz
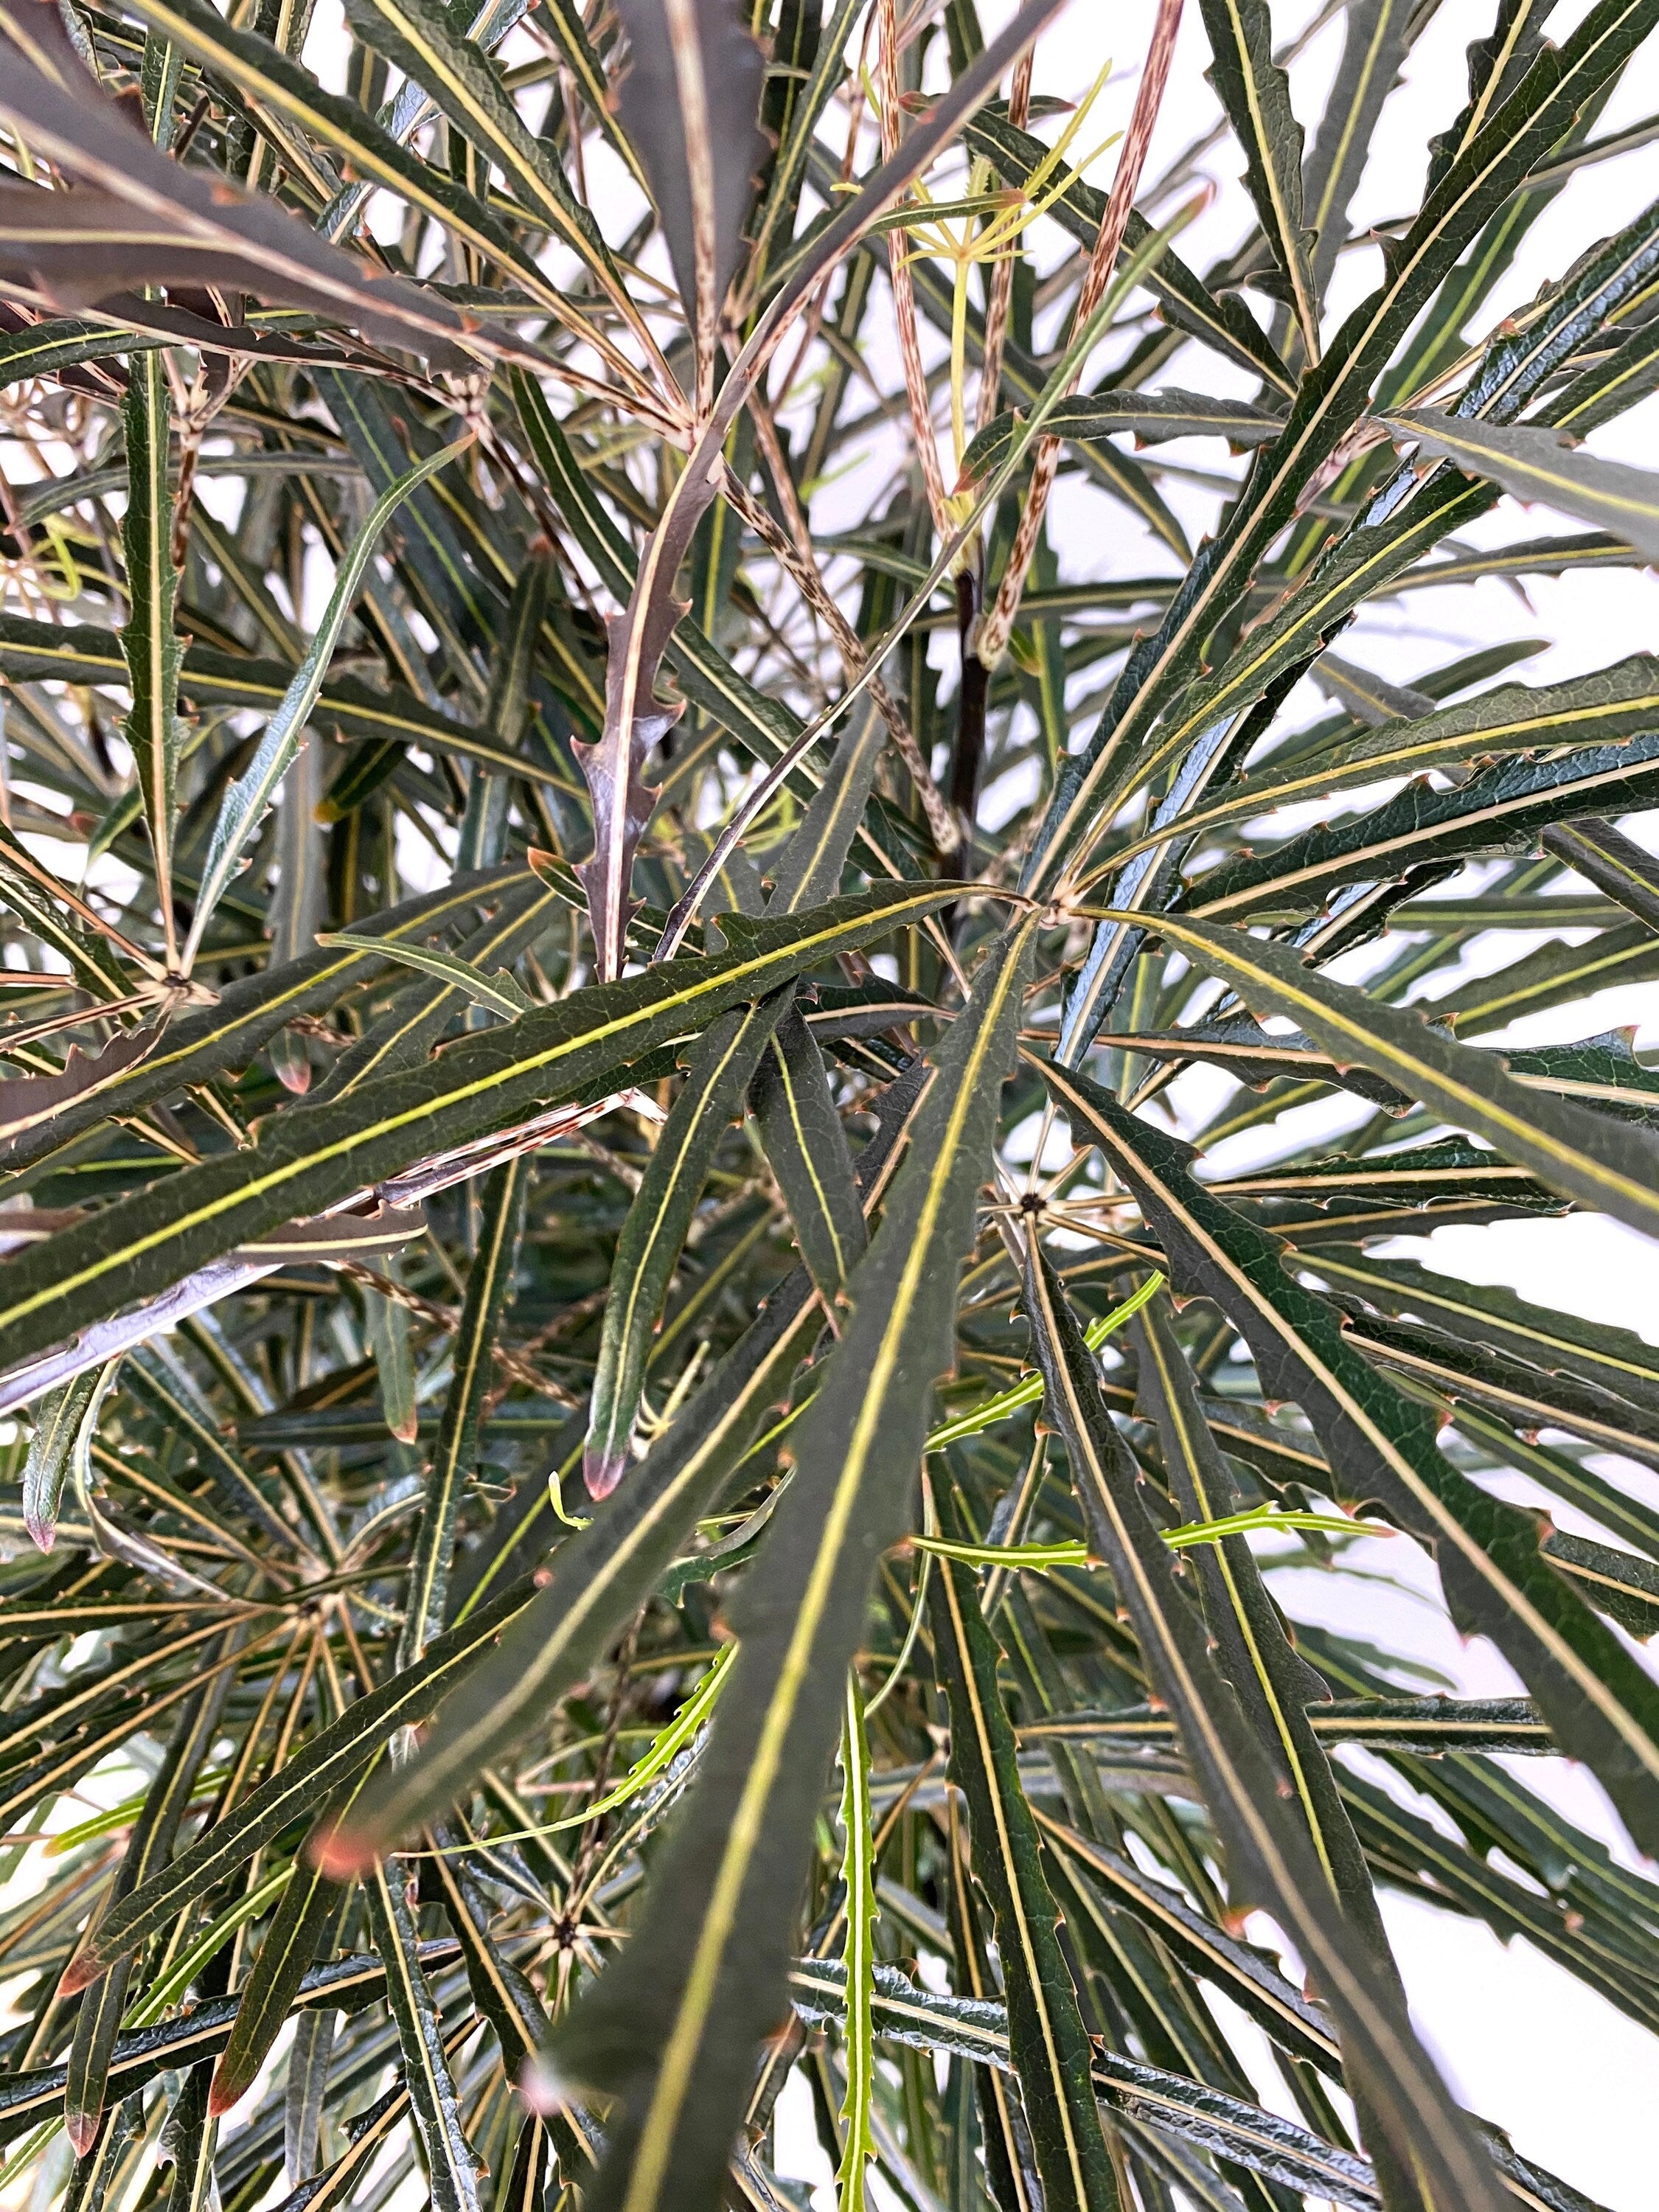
[835,1672,876,2212]
[316,931,535,1018]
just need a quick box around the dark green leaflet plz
[313,372,504,657]
[1385,406,1659,561]
[400,1156,528,1658]
[534,0,642,186]
[745,0,863,291]
[1542,814,1659,931]
[1133,912,1659,1248]
[927,1543,1119,2212]
[207,1859,346,2116]
[834,1674,876,2212]
[364,1864,480,2212]
[0,317,156,390]
[426,1846,546,2069]
[748,1006,866,1304]
[1132,1304,1435,2212]
[1548,311,1659,437]
[0,616,539,783]
[0,884,956,1381]
[1301,0,1411,302]
[333,1058,931,1858]
[118,349,181,959]
[235,1397,569,1450]
[582,992,789,1495]
[1019,1245,1509,2212]
[1339,1768,1659,2034]
[1037,1058,1659,1863]
[1349,1316,1659,1476]
[1308,1246,1659,1422]
[1444,921,1659,1036]
[462,551,552,869]
[1032,1814,1341,2070]
[282,1888,352,2184]
[542,921,1037,2212]
[1029,1700,1552,1757]
[66,1663,232,2151]
[1198,0,1320,354]
[1133,1306,1378,1929]
[1388,532,1639,590]
[960,392,1285,479]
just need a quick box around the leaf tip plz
[58,1952,101,1998]
[584,1446,627,1500]
[64,2112,100,2157]
[206,2065,245,2121]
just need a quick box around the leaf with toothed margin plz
[1198,0,1321,354]
[1123,911,1659,1250]
[1382,406,1659,560]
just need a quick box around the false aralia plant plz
[3,1,1659,2211]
